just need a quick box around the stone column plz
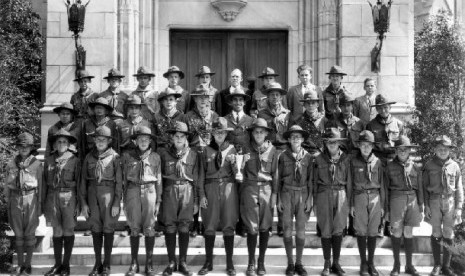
[118,0,139,88]
[317,0,339,86]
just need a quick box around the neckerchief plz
[14,154,36,189]
[434,156,450,194]
[53,151,74,187]
[375,114,393,125]
[322,149,342,184]
[285,148,305,183]
[163,108,178,119]
[79,87,92,97]
[303,110,322,122]
[91,115,110,127]
[130,148,152,181]
[169,143,190,178]
[395,157,413,190]
[360,153,376,182]
[92,148,113,183]
[251,140,271,170]
[210,140,231,170]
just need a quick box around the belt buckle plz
[441,194,446,199]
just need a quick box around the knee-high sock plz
[52,236,63,266]
[283,237,293,265]
[357,236,367,264]
[257,231,270,264]
[62,235,75,267]
[246,234,258,264]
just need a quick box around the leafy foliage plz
[409,9,465,160]
[0,0,44,272]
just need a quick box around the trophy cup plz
[234,146,244,182]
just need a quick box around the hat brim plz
[53,106,78,115]
[163,71,185,79]
[434,141,456,148]
[191,93,210,98]
[133,73,155,77]
[15,142,40,149]
[73,76,95,81]
[323,138,348,142]
[50,134,78,144]
[283,130,309,140]
[325,72,347,76]
[371,101,397,107]
[394,144,420,148]
[89,133,113,139]
[103,75,125,80]
[195,72,216,77]
[258,73,279,78]
[226,93,251,102]
[299,98,320,103]
[263,88,287,96]
[88,102,114,112]
[157,93,183,102]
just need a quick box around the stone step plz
[21,247,435,266]
[66,233,433,252]
[20,265,437,276]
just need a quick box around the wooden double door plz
[170,30,288,92]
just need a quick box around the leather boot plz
[224,235,236,276]
[367,236,379,276]
[125,236,139,276]
[331,236,345,276]
[357,236,369,276]
[89,232,103,276]
[257,231,269,276]
[430,236,442,276]
[45,237,63,276]
[61,235,75,276]
[198,235,215,275]
[101,233,114,276]
[390,237,401,276]
[145,236,156,276]
[178,232,192,276]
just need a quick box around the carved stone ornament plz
[211,0,248,22]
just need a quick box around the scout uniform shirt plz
[122,148,162,236]
[187,84,218,112]
[185,108,219,148]
[200,143,238,236]
[323,84,347,119]
[43,151,80,228]
[313,150,351,237]
[117,115,153,153]
[81,116,119,157]
[324,113,365,153]
[132,85,159,120]
[258,104,291,149]
[165,85,189,114]
[96,87,129,121]
[250,87,268,115]
[153,109,187,148]
[45,120,82,158]
[158,145,204,233]
[70,87,95,120]
[287,83,324,123]
[385,157,423,227]
[79,148,123,233]
[291,111,325,154]
[366,114,405,160]
[225,111,254,151]
[5,154,43,244]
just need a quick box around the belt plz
[429,193,454,199]
[11,188,37,196]
[354,189,379,195]
[49,187,76,192]
[165,179,191,186]
[128,181,156,188]
[205,177,233,185]
[89,179,114,186]
[390,190,416,196]
[283,185,307,191]
[318,185,345,192]
[245,180,271,186]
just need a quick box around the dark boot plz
[367,236,379,276]
[294,263,307,276]
[430,236,442,276]
[198,235,215,275]
[331,235,345,276]
[45,237,63,276]
[126,236,140,276]
[357,236,369,276]
[102,233,114,276]
[390,236,401,276]
[178,232,192,276]
[320,238,331,276]
[89,232,103,276]
[19,265,31,276]
[224,235,236,276]
[246,234,258,276]
[442,238,457,276]
[404,238,420,276]
[145,236,156,276]
[61,235,75,276]
[257,231,269,275]
[285,263,295,276]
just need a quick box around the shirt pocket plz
[87,161,97,178]
[260,157,273,173]
[6,168,19,184]
[445,170,456,192]
[164,161,176,176]
[22,168,38,187]
[353,165,366,183]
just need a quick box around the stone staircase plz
[13,214,436,270]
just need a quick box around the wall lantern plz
[65,0,90,74]
[368,0,393,73]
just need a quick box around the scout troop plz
[4,63,464,276]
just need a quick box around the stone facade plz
[37,0,415,149]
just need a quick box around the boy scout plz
[291,92,325,155]
[287,65,324,123]
[198,117,239,276]
[122,126,162,276]
[97,68,128,124]
[354,78,378,124]
[277,125,313,276]
[424,135,463,276]
[314,128,351,276]
[258,82,291,152]
[240,118,279,276]
[385,136,422,276]
[80,126,123,276]
[366,95,405,163]
[43,130,80,276]
[45,102,81,158]
[350,130,385,276]
[158,121,202,276]
[70,69,95,120]
[163,66,189,113]
[250,67,278,117]
[323,65,348,121]
[153,87,187,149]
[216,69,245,117]
[5,133,42,276]
[117,95,153,153]
[81,97,118,157]
[191,66,218,111]
[224,87,254,151]
[131,66,158,121]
